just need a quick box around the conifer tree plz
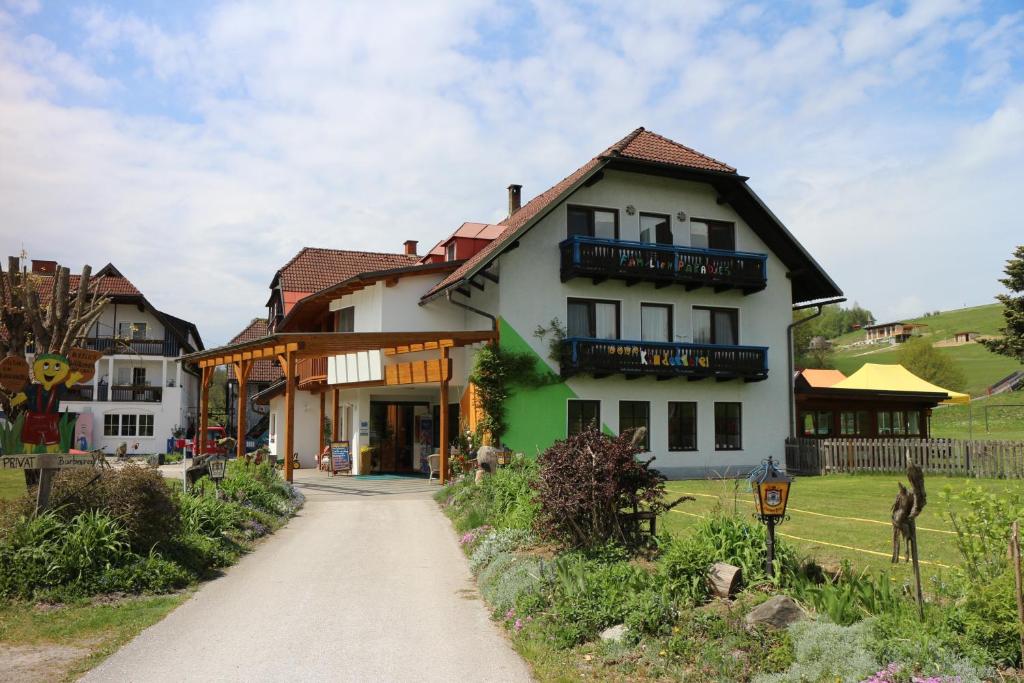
[981,245,1024,363]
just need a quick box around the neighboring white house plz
[208,128,842,478]
[29,261,206,454]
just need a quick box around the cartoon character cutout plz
[10,354,84,452]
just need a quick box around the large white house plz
[194,128,841,478]
[30,262,206,454]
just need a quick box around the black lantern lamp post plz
[749,456,792,577]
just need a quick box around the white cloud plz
[0,0,1021,342]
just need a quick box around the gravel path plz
[83,471,532,682]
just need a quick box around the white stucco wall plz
[491,169,793,478]
[90,303,166,340]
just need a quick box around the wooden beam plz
[319,391,326,455]
[332,389,340,441]
[439,345,450,485]
[198,366,212,456]
[234,360,251,461]
[478,269,499,284]
[283,350,296,483]
[383,358,452,386]
[469,278,484,291]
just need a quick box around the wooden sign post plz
[0,453,97,513]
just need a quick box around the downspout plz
[445,290,498,333]
[787,297,846,439]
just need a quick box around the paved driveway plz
[84,471,532,682]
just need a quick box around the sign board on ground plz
[0,453,96,470]
[331,441,351,473]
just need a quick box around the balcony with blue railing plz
[559,235,768,293]
[561,337,768,382]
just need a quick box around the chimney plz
[31,260,57,274]
[403,240,418,256]
[507,184,522,217]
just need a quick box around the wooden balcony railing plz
[561,337,768,382]
[109,385,163,402]
[297,356,328,389]
[81,337,181,356]
[559,235,767,293]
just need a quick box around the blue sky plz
[1,0,1022,345]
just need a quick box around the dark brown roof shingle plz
[277,248,418,293]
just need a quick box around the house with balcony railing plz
[196,128,840,480]
[26,260,205,454]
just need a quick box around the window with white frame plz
[103,413,150,437]
[139,414,154,437]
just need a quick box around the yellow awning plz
[832,363,970,405]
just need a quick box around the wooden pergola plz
[179,330,496,483]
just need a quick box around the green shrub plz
[753,620,879,683]
[477,553,550,618]
[485,458,539,531]
[622,586,676,639]
[941,484,1024,583]
[101,552,192,593]
[789,563,903,626]
[660,514,798,604]
[468,528,535,575]
[216,461,294,515]
[50,464,181,552]
[869,605,996,681]
[177,493,246,540]
[165,531,237,577]
[548,554,656,646]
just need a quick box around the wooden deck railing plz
[562,337,768,381]
[785,437,1024,478]
[297,356,328,388]
[559,235,767,293]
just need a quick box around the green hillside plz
[828,303,1023,397]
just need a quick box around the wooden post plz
[198,366,212,456]
[332,389,340,441]
[1012,520,1024,664]
[282,351,296,483]
[319,390,326,454]
[439,345,449,485]
[234,360,251,461]
[34,454,58,514]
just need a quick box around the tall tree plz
[0,256,109,409]
[981,245,1024,363]
[898,338,966,391]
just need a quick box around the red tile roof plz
[32,272,142,304]
[423,128,736,299]
[226,318,282,384]
[276,248,418,293]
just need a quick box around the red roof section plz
[32,272,142,304]
[423,128,735,299]
[276,248,418,293]
[226,318,282,384]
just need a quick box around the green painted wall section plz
[496,318,613,456]
[498,318,576,457]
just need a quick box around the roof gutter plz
[787,296,846,440]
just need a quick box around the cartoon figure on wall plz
[1,348,101,453]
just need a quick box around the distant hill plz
[826,303,1023,396]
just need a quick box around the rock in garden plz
[744,595,805,630]
[599,624,627,643]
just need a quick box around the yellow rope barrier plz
[675,491,956,535]
[669,509,952,568]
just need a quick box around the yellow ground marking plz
[669,509,952,568]
[675,490,956,535]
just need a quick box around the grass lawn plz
[932,392,1024,441]
[0,469,26,501]
[0,593,189,682]
[662,474,1024,584]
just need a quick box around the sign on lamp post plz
[749,456,792,578]
[208,455,227,490]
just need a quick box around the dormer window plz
[446,243,457,261]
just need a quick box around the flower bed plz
[436,428,1008,682]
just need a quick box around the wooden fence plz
[785,437,1024,479]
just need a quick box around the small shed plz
[953,331,978,343]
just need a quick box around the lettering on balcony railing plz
[559,235,767,293]
[562,338,768,382]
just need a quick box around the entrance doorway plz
[369,402,426,473]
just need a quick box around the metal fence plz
[785,437,1024,479]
